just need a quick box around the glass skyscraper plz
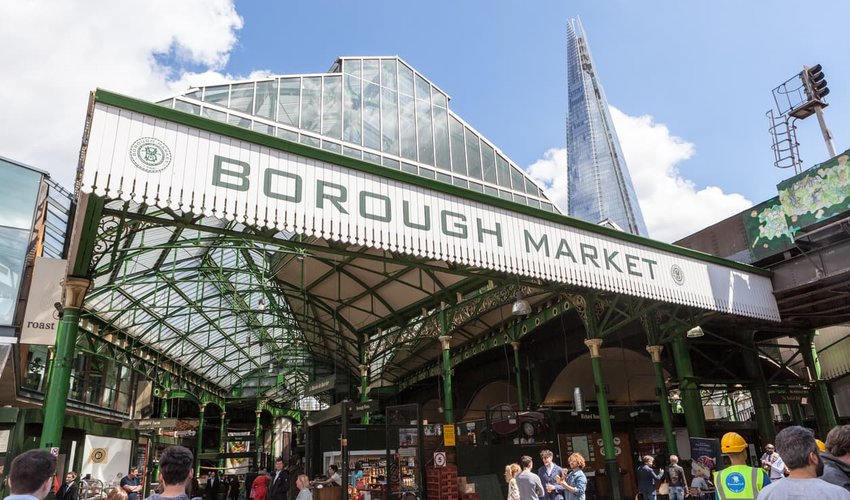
[566,18,648,236]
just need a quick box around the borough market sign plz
[77,90,780,321]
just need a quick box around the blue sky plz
[2,0,848,241]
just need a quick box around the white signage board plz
[79,99,780,321]
[80,434,133,484]
[21,257,67,345]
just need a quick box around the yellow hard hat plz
[817,439,826,452]
[721,432,748,453]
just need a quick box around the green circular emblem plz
[671,264,685,286]
[129,137,172,173]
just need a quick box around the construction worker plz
[714,432,771,499]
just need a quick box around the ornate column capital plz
[511,341,520,351]
[199,403,207,412]
[359,364,369,378]
[646,345,664,363]
[438,335,452,351]
[64,277,91,309]
[584,338,603,358]
[255,410,262,418]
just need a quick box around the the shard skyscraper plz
[566,18,648,236]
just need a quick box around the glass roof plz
[159,56,558,213]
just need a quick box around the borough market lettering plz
[212,155,659,280]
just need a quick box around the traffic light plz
[805,64,829,101]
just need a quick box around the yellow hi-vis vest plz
[714,465,765,499]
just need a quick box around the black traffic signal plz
[805,64,830,100]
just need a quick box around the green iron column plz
[40,277,90,450]
[670,334,706,438]
[195,404,206,476]
[255,409,263,468]
[218,412,227,468]
[646,345,677,455]
[742,345,776,446]
[154,397,170,484]
[511,342,525,410]
[439,335,454,424]
[585,338,622,500]
[359,364,370,424]
[796,331,838,437]
[791,404,805,426]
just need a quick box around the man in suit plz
[206,470,221,500]
[268,458,288,500]
[56,472,78,500]
[537,449,565,500]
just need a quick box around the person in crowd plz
[250,469,269,500]
[57,471,78,500]
[106,489,128,500]
[145,445,195,500]
[636,455,664,500]
[713,432,770,499]
[226,476,240,500]
[664,455,687,500]
[294,475,311,500]
[504,463,520,500]
[760,443,788,482]
[760,444,778,473]
[205,471,220,500]
[268,459,288,500]
[244,468,257,500]
[311,466,340,488]
[822,424,850,491]
[2,449,57,500]
[121,467,143,500]
[537,449,565,500]
[759,426,849,499]
[515,455,544,500]
[556,453,586,500]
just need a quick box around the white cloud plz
[0,0,248,187]
[525,107,752,243]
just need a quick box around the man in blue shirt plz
[3,449,57,500]
[121,467,142,500]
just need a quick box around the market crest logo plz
[129,137,172,173]
[670,264,685,286]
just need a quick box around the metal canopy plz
[67,89,781,407]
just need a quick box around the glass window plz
[524,176,538,195]
[343,58,361,77]
[278,78,301,127]
[23,344,48,391]
[381,59,397,90]
[415,99,434,165]
[343,75,362,144]
[527,198,541,209]
[499,190,513,201]
[484,185,498,197]
[481,143,496,184]
[363,59,380,85]
[322,76,342,139]
[513,193,527,205]
[174,100,201,115]
[227,115,252,129]
[496,155,511,189]
[398,94,416,160]
[436,172,452,184]
[229,83,254,114]
[364,152,381,165]
[276,128,298,142]
[415,74,431,102]
[449,116,466,176]
[381,88,399,156]
[363,82,381,150]
[0,158,40,220]
[469,181,483,193]
[511,166,525,195]
[255,81,276,120]
[301,77,322,133]
[398,63,414,98]
[253,123,274,135]
[203,107,227,123]
[203,85,229,106]
[432,105,450,171]
[401,162,418,174]
[300,135,320,148]
[432,91,447,108]
[465,128,482,180]
[322,141,341,154]
[382,157,400,169]
[419,167,436,179]
[343,146,362,159]
[452,177,468,188]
